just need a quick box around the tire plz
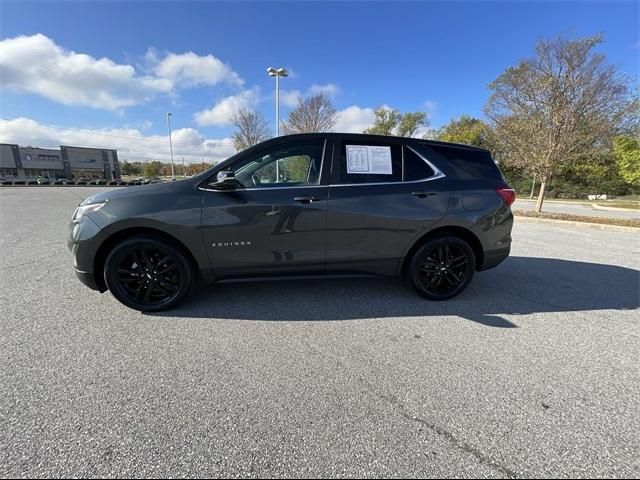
[408,236,476,300]
[104,235,194,312]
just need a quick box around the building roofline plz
[60,145,117,152]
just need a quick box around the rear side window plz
[337,141,402,184]
[403,145,435,181]
[420,144,504,181]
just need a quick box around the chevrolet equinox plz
[69,133,515,311]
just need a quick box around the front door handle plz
[293,195,320,204]
[411,191,437,198]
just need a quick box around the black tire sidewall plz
[409,236,476,301]
[104,236,193,312]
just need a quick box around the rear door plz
[325,136,449,276]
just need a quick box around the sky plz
[0,0,638,164]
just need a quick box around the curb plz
[591,203,640,213]
[514,215,639,232]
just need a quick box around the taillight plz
[496,187,516,206]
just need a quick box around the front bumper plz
[68,215,106,291]
[74,268,101,290]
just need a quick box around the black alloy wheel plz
[409,236,475,300]
[104,236,194,311]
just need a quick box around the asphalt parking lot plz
[1,187,639,478]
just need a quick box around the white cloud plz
[193,88,260,126]
[281,90,302,108]
[280,83,342,108]
[308,83,341,98]
[0,117,235,164]
[0,34,246,111]
[0,34,173,110]
[333,105,376,133]
[151,50,243,88]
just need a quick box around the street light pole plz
[267,67,288,182]
[167,112,175,180]
[267,67,288,137]
[276,74,280,136]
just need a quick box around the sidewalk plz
[513,199,640,221]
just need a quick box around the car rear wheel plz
[104,235,194,312]
[408,236,475,300]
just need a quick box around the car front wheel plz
[104,235,194,312]
[408,236,475,300]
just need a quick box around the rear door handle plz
[293,195,320,204]
[411,191,437,198]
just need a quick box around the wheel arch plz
[399,225,484,276]
[93,227,200,292]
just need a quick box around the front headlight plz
[73,202,105,220]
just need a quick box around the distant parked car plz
[36,177,51,185]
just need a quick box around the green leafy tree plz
[143,161,162,178]
[436,115,491,148]
[485,34,636,211]
[364,108,427,137]
[614,135,640,186]
[364,107,400,135]
[397,112,428,137]
[120,160,142,176]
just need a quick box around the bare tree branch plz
[231,107,271,152]
[281,93,337,134]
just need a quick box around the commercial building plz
[0,143,121,180]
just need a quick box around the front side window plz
[233,140,324,189]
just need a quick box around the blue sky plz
[0,1,638,163]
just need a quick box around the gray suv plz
[69,133,514,311]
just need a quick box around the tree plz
[364,107,401,135]
[143,161,162,178]
[282,93,337,134]
[120,160,142,176]
[397,112,428,137]
[231,107,270,152]
[614,135,640,186]
[436,115,491,148]
[364,107,428,137]
[485,34,636,212]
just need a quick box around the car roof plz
[274,132,491,153]
[192,131,492,184]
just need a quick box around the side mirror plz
[211,170,236,190]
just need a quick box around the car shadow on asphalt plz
[147,256,639,328]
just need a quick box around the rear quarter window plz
[418,144,504,181]
[403,145,435,181]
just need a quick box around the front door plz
[201,138,329,279]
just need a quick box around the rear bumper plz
[479,246,510,271]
